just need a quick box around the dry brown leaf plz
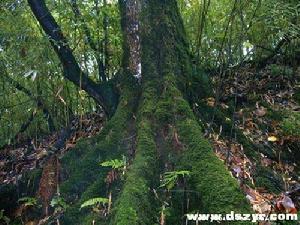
[206,97,215,107]
[276,195,297,213]
[254,106,267,117]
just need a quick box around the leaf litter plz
[0,112,105,185]
[207,64,300,216]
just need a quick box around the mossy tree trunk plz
[111,0,252,225]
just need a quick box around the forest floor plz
[203,63,300,218]
[0,112,106,185]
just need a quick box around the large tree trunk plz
[111,1,251,225]
[1,1,252,224]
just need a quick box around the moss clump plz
[177,119,252,214]
[294,89,300,105]
[254,166,283,194]
[268,64,294,78]
[280,112,300,136]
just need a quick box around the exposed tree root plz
[59,83,139,224]
[155,76,252,223]
[111,85,160,225]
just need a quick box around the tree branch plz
[14,109,37,141]
[27,0,114,115]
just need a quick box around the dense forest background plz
[0,0,299,224]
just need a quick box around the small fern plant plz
[51,195,68,213]
[159,170,190,191]
[100,155,126,170]
[18,197,38,207]
[80,197,109,211]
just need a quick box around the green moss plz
[111,87,159,225]
[59,81,139,224]
[281,112,300,136]
[294,89,300,104]
[177,120,251,213]
[254,166,283,194]
[157,76,252,221]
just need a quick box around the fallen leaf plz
[267,136,278,142]
[254,106,267,117]
[206,97,215,107]
[276,195,297,213]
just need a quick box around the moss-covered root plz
[59,84,138,225]
[112,87,159,225]
[158,77,252,223]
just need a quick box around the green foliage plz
[18,197,38,207]
[160,170,190,191]
[269,64,293,77]
[100,156,126,169]
[51,196,68,211]
[178,0,300,69]
[80,197,108,209]
[281,112,300,136]
[0,210,10,225]
[0,0,123,147]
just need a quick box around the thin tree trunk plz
[103,0,110,78]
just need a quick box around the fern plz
[160,170,190,191]
[50,196,68,210]
[100,156,126,169]
[18,197,37,207]
[80,197,109,209]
